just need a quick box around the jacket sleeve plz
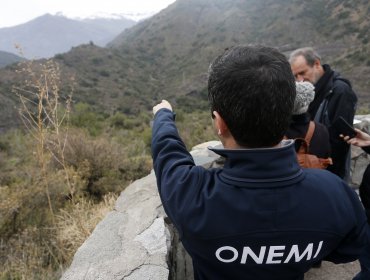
[324,182,369,263]
[327,80,357,178]
[363,146,370,155]
[151,109,205,234]
[360,147,370,221]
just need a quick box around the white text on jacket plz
[215,241,323,264]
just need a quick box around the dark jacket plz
[152,109,368,280]
[360,146,370,222]
[308,64,357,179]
[285,113,331,158]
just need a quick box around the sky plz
[0,0,176,28]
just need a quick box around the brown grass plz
[55,193,117,262]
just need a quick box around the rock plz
[61,173,169,280]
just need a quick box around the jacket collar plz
[315,64,334,95]
[308,64,334,118]
[209,140,304,187]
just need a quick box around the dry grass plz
[0,193,117,280]
[55,193,117,261]
[13,58,74,219]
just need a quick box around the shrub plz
[91,57,103,65]
[338,11,350,19]
[109,112,126,129]
[48,129,151,198]
[54,54,64,60]
[99,70,110,77]
[70,103,105,136]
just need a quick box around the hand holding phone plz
[333,117,357,139]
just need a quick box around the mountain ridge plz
[0,13,136,59]
[0,0,369,130]
[0,50,25,68]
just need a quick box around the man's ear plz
[313,59,321,68]
[213,111,240,148]
[212,111,229,136]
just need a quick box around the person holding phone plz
[342,128,370,280]
[342,128,370,148]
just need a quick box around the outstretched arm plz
[151,100,204,234]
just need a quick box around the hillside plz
[0,0,370,130]
[0,50,25,68]
[0,14,136,59]
[108,0,370,106]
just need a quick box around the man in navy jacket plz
[151,45,368,280]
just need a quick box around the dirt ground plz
[305,261,360,280]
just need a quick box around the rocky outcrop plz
[61,116,370,280]
[60,171,170,280]
[60,141,221,280]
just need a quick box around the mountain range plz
[0,0,369,130]
[0,51,25,68]
[0,13,136,59]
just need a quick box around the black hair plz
[208,45,296,148]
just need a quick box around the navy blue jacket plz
[152,109,368,280]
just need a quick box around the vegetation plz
[0,58,216,279]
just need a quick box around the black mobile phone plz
[333,117,357,138]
